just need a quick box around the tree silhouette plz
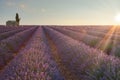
[15,13,20,26]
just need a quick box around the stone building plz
[6,13,20,27]
[6,21,18,26]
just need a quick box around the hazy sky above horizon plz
[0,0,120,25]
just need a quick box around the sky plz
[0,0,120,25]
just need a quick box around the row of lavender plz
[0,25,29,33]
[54,26,120,43]
[65,26,120,42]
[0,27,64,80]
[0,26,37,69]
[0,27,29,41]
[44,27,120,80]
[51,26,101,47]
[64,26,120,57]
[64,26,120,35]
[51,26,120,57]
[62,26,111,36]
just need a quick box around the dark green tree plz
[15,13,20,25]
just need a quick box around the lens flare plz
[115,14,120,22]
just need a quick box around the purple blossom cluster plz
[44,27,120,80]
[0,27,64,80]
[0,27,37,68]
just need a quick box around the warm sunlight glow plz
[96,26,117,53]
[115,14,120,22]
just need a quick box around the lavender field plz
[0,25,120,80]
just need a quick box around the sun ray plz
[110,26,119,55]
[96,25,117,54]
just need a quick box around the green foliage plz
[90,40,98,47]
[15,13,20,22]
[105,43,113,54]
